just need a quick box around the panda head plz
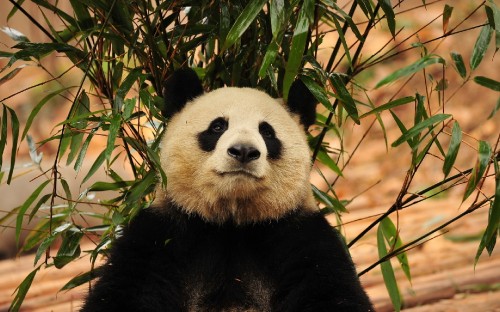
[157,68,318,224]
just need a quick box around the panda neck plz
[154,192,316,225]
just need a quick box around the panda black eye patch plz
[259,122,282,160]
[198,117,228,152]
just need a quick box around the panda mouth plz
[215,169,262,179]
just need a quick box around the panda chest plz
[182,230,274,312]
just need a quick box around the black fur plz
[198,117,228,152]
[259,122,282,160]
[81,207,374,311]
[162,68,204,118]
[287,78,317,129]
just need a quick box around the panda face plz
[157,87,317,224]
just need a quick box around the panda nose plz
[227,144,261,163]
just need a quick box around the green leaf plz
[443,122,462,177]
[54,227,83,269]
[470,25,493,70]
[380,217,411,282]
[28,193,51,222]
[357,0,374,19]
[473,76,500,91]
[60,267,104,291]
[74,128,97,172]
[450,52,467,79]
[488,96,500,119]
[6,105,19,184]
[82,150,107,185]
[115,68,144,112]
[0,106,8,171]
[300,76,333,111]
[105,114,121,161]
[9,266,41,312]
[486,0,500,51]
[258,40,280,78]
[34,223,72,266]
[316,148,343,177]
[283,0,314,100]
[222,0,267,50]
[475,159,500,264]
[463,141,492,201]
[377,221,402,311]
[392,114,451,147]
[443,5,453,34]
[0,66,24,86]
[329,73,359,124]
[16,179,51,245]
[311,184,347,214]
[89,180,133,192]
[376,54,446,88]
[329,12,352,69]
[379,0,396,37]
[21,87,74,141]
[270,0,286,37]
[360,96,414,119]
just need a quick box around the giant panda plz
[81,68,374,312]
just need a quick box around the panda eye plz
[209,118,228,133]
[259,122,276,139]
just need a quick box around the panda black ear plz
[162,68,204,118]
[286,78,317,130]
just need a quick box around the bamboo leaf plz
[470,25,493,70]
[105,114,121,161]
[311,184,347,214]
[0,106,7,171]
[360,96,415,119]
[115,68,144,112]
[473,76,500,91]
[74,128,97,172]
[89,181,133,192]
[16,180,51,245]
[1,27,29,42]
[60,267,104,291]
[316,148,343,177]
[6,105,19,184]
[475,159,500,264]
[450,52,467,79]
[379,0,396,37]
[329,73,359,124]
[54,227,83,269]
[222,0,267,50]
[443,5,453,34]
[377,221,402,311]
[82,150,106,184]
[463,141,492,201]
[488,96,500,119]
[486,0,500,51]
[0,65,25,86]
[9,266,41,312]
[34,222,72,266]
[357,0,374,19]
[283,0,314,100]
[258,41,280,78]
[376,54,446,88]
[443,121,462,177]
[392,114,451,147]
[380,217,411,282]
[22,86,74,141]
[300,75,333,111]
[270,0,286,37]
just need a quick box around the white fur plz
[155,87,316,224]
